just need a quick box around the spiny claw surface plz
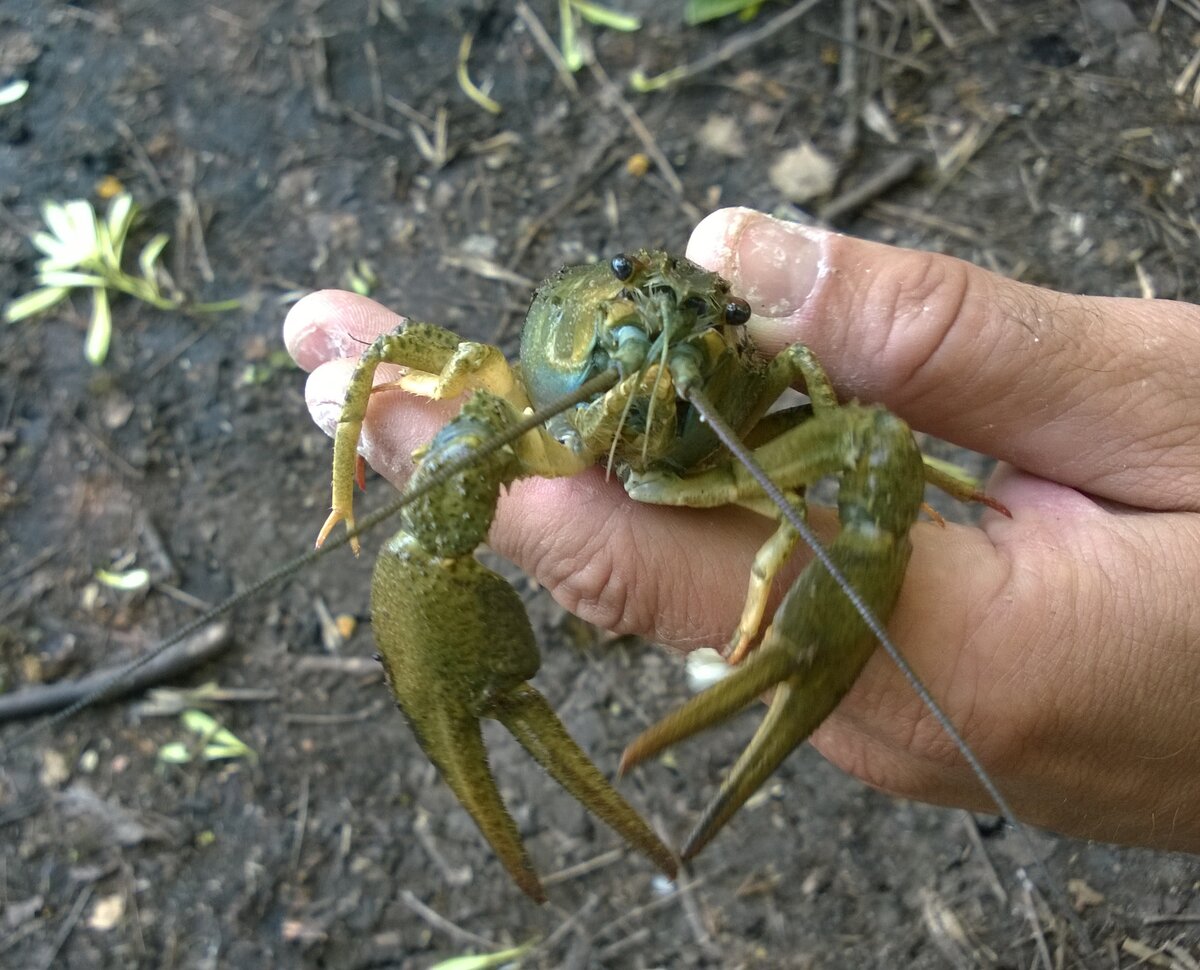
[621,405,926,857]
[373,531,675,901]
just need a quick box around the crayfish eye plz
[723,297,752,326]
[610,253,635,281]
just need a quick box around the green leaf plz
[31,230,74,263]
[429,941,538,970]
[4,286,70,322]
[106,193,137,256]
[0,79,29,106]
[559,0,584,71]
[684,0,762,24]
[63,200,99,250]
[569,0,640,31]
[138,233,170,282]
[158,742,193,764]
[456,33,502,114]
[37,271,108,288]
[38,200,101,267]
[94,567,151,591]
[41,200,75,245]
[84,289,112,365]
[180,710,255,761]
[629,66,687,92]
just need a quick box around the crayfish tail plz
[619,646,793,775]
[495,685,678,880]
[680,672,812,861]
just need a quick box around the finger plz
[283,289,405,372]
[687,208,1200,511]
[812,469,1200,852]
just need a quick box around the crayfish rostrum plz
[316,249,998,902]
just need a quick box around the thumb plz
[686,207,1200,511]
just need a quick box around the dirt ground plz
[1,1,1198,967]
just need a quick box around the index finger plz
[687,208,1200,512]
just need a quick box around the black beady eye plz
[723,297,752,325]
[610,253,634,281]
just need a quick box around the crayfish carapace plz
[315,249,1003,902]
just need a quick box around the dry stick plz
[412,810,472,887]
[0,623,232,723]
[867,200,989,248]
[592,875,710,942]
[836,0,858,98]
[1020,878,1055,970]
[912,0,957,50]
[114,119,166,196]
[363,38,384,120]
[835,0,861,154]
[0,545,60,591]
[38,884,93,970]
[595,927,651,962]
[678,872,720,958]
[965,0,998,35]
[179,151,216,285]
[490,132,624,342]
[818,151,921,222]
[542,847,626,886]
[293,655,380,676]
[290,771,310,871]
[338,103,410,145]
[638,0,826,92]
[399,890,498,951]
[515,1,579,96]
[585,59,700,223]
[536,894,601,959]
[959,811,1008,906]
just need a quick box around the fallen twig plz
[818,151,921,222]
[0,622,232,722]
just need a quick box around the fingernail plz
[726,212,825,318]
[305,368,348,438]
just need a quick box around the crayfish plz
[313,249,1004,902]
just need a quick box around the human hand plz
[283,208,1200,853]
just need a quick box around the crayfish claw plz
[495,685,678,881]
[680,672,813,861]
[414,705,546,903]
[619,646,792,775]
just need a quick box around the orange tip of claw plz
[355,455,367,492]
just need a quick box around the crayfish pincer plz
[315,249,1000,901]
